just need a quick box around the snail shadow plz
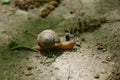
[40,50,64,58]
[40,48,77,58]
[39,48,77,65]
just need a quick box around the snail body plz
[54,40,75,50]
[36,29,75,50]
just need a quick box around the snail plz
[35,29,75,50]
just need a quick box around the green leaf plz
[10,45,38,52]
[40,59,51,64]
[0,0,11,4]
[8,41,38,52]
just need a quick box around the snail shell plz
[37,29,60,49]
[35,29,75,50]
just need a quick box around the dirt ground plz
[0,0,120,80]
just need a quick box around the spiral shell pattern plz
[37,30,60,49]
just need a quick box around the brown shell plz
[37,30,60,49]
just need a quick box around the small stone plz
[96,43,107,52]
[103,48,107,52]
[25,73,33,76]
[76,43,81,47]
[81,37,86,42]
[49,1,58,7]
[69,10,74,14]
[105,56,111,61]
[102,60,108,63]
[26,66,33,70]
[39,8,50,17]
[65,33,70,41]
[76,42,81,47]
[45,4,55,11]
[26,57,29,60]
[94,74,100,79]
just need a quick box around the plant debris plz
[39,0,60,17]
[14,0,60,17]
[40,58,51,64]
[64,17,108,39]
[96,43,107,51]
[0,0,11,4]
[8,41,38,52]
[14,0,49,10]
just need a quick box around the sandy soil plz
[0,0,120,80]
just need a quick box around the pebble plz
[94,74,100,79]
[103,48,107,52]
[76,42,81,47]
[25,73,33,76]
[97,43,107,50]
[102,60,108,63]
[65,33,70,41]
[81,37,86,42]
[26,66,33,70]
